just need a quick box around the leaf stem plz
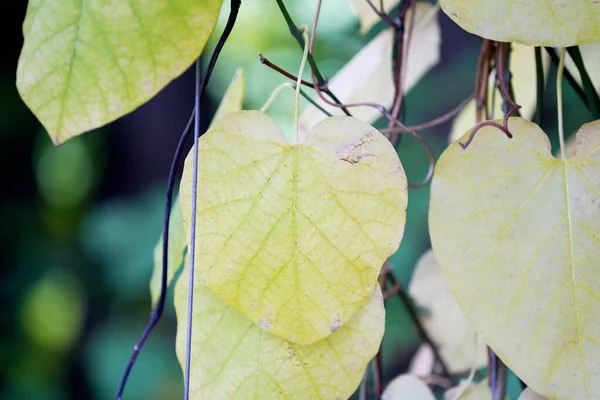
[260,82,295,113]
[295,27,310,144]
[557,47,566,160]
[534,47,545,126]
[383,265,453,381]
[274,0,351,116]
[544,47,589,110]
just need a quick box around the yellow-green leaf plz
[174,256,385,399]
[430,118,600,399]
[518,388,549,400]
[439,0,600,46]
[381,374,435,400]
[180,111,407,345]
[349,0,401,34]
[409,249,487,374]
[449,44,550,143]
[150,68,245,305]
[299,2,440,132]
[17,0,223,144]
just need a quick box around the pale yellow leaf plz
[445,380,499,400]
[518,388,550,400]
[450,44,550,143]
[299,2,440,132]
[350,0,401,34]
[180,111,407,345]
[174,256,385,400]
[430,118,600,399]
[440,0,600,46]
[409,249,487,374]
[381,374,436,400]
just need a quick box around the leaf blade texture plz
[179,110,407,345]
[430,118,600,399]
[174,255,385,400]
[440,0,600,46]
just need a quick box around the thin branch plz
[382,264,453,381]
[259,54,315,88]
[364,0,398,28]
[459,42,521,149]
[534,46,545,126]
[114,1,242,399]
[544,47,589,110]
[380,93,474,134]
[274,0,351,116]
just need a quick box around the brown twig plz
[380,92,474,134]
[459,42,521,149]
[259,54,316,88]
[365,0,398,27]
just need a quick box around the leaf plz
[381,374,435,400]
[449,44,550,143]
[444,380,488,400]
[299,2,440,132]
[150,68,245,305]
[212,67,246,123]
[430,117,600,399]
[16,0,223,144]
[174,255,385,400]
[349,0,401,34]
[518,388,550,400]
[179,111,407,345]
[439,0,600,46]
[409,249,487,374]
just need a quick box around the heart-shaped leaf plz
[180,110,407,345]
[17,0,223,144]
[440,0,600,46]
[430,118,600,399]
[174,256,385,399]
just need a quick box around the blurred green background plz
[1,1,593,399]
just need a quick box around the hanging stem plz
[295,27,310,143]
[381,264,453,381]
[114,1,242,399]
[557,47,567,160]
[534,47,545,126]
[459,42,521,149]
[274,0,351,116]
[260,82,295,113]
